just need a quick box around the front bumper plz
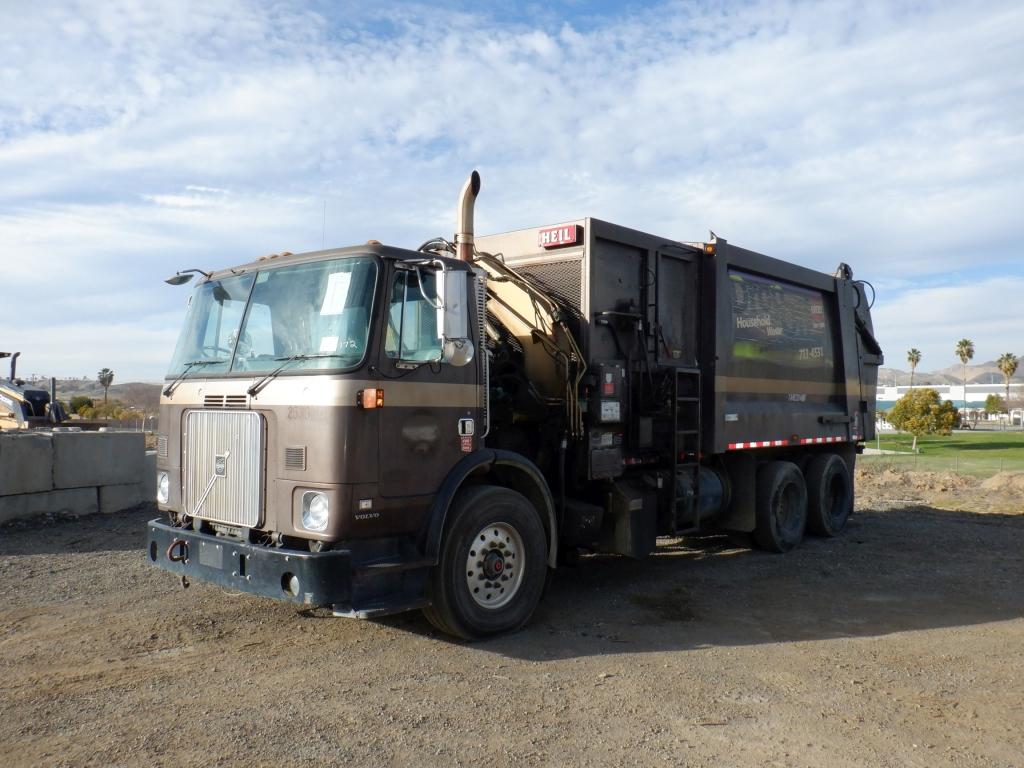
[146,520,430,617]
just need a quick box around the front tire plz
[753,461,807,553]
[423,485,548,640]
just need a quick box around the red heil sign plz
[538,224,580,249]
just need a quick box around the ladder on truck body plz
[648,247,704,536]
[670,367,702,535]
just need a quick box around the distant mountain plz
[880,355,1024,387]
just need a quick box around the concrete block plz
[0,487,98,525]
[53,432,145,489]
[0,432,54,496]
[143,451,157,500]
[99,483,148,514]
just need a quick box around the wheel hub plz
[482,550,505,579]
[465,522,525,609]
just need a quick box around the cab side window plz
[385,269,441,361]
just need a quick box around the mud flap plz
[717,452,756,533]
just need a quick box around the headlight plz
[157,472,170,504]
[301,491,329,532]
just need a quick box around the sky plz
[2,0,1022,382]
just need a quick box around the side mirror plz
[164,268,211,286]
[435,268,475,367]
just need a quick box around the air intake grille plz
[518,259,583,315]
[284,446,307,471]
[204,394,248,409]
[156,434,169,458]
[475,271,490,438]
[183,410,264,527]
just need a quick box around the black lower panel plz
[146,520,429,615]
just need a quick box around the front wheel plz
[423,485,548,640]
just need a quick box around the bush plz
[69,395,94,415]
[77,400,136,420]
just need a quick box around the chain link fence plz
[859,452,1024,477]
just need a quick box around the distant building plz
[876,382,1023,424]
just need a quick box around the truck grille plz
[183,410,264,527]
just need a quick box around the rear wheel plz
[423,485,547,640]
[805,453,852,537]
[754,461,807,553]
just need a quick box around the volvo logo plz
[192,449,231,518]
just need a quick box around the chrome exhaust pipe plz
[455,170,481,262]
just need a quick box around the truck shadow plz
[383,505,1024,659]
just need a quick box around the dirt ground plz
[1,467,1022,767]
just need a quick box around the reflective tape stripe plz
[727,439,790,450]
[726,436,854,451]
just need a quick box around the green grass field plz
[875,430,1024,458]
[861,430,1024,476]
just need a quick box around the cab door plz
[376,264,479,498]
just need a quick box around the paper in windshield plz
[320,271,352,316]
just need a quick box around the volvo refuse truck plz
[148,171,883,639]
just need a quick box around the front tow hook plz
[166,538,189,563]
[165,538,191,589]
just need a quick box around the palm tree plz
[97,368,115,404]
[907,348,921,388]
[955,339,974,412]
[997,352,1018,410]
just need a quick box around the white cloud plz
[873,277,1024,370]
[1,0,1022,379]
[143,193,220,208]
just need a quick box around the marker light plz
[357,388,384,409]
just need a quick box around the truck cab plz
[149,244,553,636]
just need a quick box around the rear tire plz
[423,485,548,640]
[753,461,807,553]
[805,453,852,537]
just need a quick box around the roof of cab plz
[205,242,471,281]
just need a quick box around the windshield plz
[166,256,378,377]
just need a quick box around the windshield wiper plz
[163,359,226,397]
[247,353,350,397]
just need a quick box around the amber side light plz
[358,388,384,409]
[704,243,716,254]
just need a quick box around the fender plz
[423,448,559,567]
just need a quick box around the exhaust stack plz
[455,170,481,262]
